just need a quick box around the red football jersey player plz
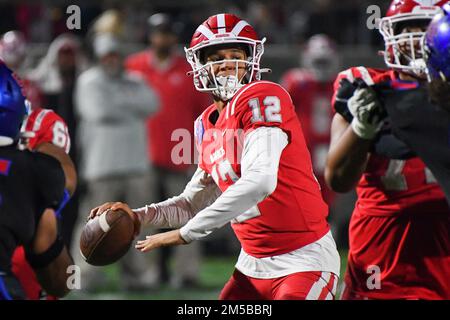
[22,107,71,154]
[12,106,74,300]
[280,34,339,206]
[326,0,450,300]
[91,13,341,300]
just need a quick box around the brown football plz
[80,209,135,266]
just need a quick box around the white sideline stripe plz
[356,66,375,85]
[217,14,226,34]
[98,212,111,232]
[231,20,249,36]
[197,25,214,39]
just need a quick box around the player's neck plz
[214,100,226,113]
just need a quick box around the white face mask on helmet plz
[214,73,243,101]
[191,54,257,101]
[185,13,270,102]
[379,0,445,77]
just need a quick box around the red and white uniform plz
[22,107,71,154]
[12,107,70,300]
[189,80,330,256]
[281,69,335,205]
[134,80,340,299]
[332,66,450,300]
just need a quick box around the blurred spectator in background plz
[74,33,159,292]
[281,34,338,207]
[91,9,124,37]
[280,34,354,248]
[0,30,44,110]
[0,30,27,72]
[246,1,286,43]
[125,12,210,288]
[27,33,87,249]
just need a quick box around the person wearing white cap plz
[73,32,160,292]
[125,13,209,289]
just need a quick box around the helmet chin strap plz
[213,75,242,101]
[401,56,427,79]
[213,69,249,101]
[408,57,426,71]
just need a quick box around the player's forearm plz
[179,170,276,242]
[132,167,220,227]
[325,125,371,193]
[180,127,288,243]
[132,196,195,228]
[35,246,74,297]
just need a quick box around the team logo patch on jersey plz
[194,117,205,146]
[0,158,12,176]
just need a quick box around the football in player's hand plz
[80,209,135,266]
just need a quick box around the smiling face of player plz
[203,45,249,109]
[206,47,248,79]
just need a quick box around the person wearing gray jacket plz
[74,33,160,293]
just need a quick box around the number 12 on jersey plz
[248,96,282,123]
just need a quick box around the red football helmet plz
[301,34,339,82]
[379,0,448,76]
[185,13,268,101]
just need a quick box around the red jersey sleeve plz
[232,81,295,134]
[331,67,392,112]
[26,109,71,154]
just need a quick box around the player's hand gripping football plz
[89,202,141,238]
[135,229,187,253]
[348,86,385,140]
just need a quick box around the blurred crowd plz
[0,0,370,293]
[0,0,390,46]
